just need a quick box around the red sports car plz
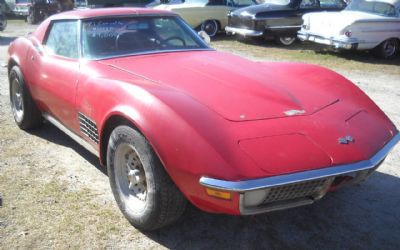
[8,8,399,231]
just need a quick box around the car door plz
[26,20,81,132]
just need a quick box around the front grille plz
[261,178,329,205]
[229,15,254,29]
[78,112,99,144]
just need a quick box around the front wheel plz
[275,36,296,46]
[373,38,398,59]
[107,125,187,231]
[200,20,219,37]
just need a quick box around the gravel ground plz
[0,20,399,249]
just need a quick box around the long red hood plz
[100,51,339,121]
[97,50,396,176]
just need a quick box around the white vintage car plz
[298,0,400,59]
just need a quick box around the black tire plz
[275,36,296,46]
[107,125,187,231]
[9,66,42,130]
[373,38,399,59]
[200,20,219,37]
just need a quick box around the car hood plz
[303,10,384,35]
[100,51,339,122]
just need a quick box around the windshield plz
[82,16,209,59]
[16,0,30,3]
[345,0,397,16]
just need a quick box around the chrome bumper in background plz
[225,26,263,37]
[297,31,358,50]
[200,133,400,214]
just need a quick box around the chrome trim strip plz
[297,32,358,49]
[200,133,400,192]
[43,113,99,156]
[225,26,263,37]
[267,25,301,30]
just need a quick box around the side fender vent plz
[78,112,99,144]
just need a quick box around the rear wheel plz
[9,66,42,130]
[275,36,296,46]
[373,38,398,59]
[107,125,187,231]
[200,20,219,37]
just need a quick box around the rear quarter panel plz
[350,19,400,49]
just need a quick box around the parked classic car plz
[8,8,399,230]
[226,0,346,45]
[298,0,400,59]
[0,8,6,31]
[13,0,73,24]
[153,0,260,36]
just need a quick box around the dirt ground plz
[0,20,399,249]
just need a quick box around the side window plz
[207,0,226,6]
[319,0,346,8]
[45,21,79,59]
[300,0,319,8]
[374,2,396,16]
[231,0,255,7]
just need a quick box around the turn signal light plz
[205,188,232,200]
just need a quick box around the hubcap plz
[280,36,295,46]
[115,143,147,212]
[383,40,396,57]
[202,20,218,37]
[10,78,24,123]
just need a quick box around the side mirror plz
[198,30,211,44]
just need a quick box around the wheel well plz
[100,115,134,166]
[213,20,221,31]
[8,58,18,76]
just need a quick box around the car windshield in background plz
[345,0,397,16]
[82,16,209,59]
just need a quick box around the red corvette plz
[8,8,399,230]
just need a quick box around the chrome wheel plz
[201,20,218,37]
[10,77,24,123]
[114,143,147,213]
[382,39,397,58]
[278,36,296,46]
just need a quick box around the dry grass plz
[0,160,135,249]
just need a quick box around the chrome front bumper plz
[225,26,263,37]
[298,31,358,50]
[200,133,400,214]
